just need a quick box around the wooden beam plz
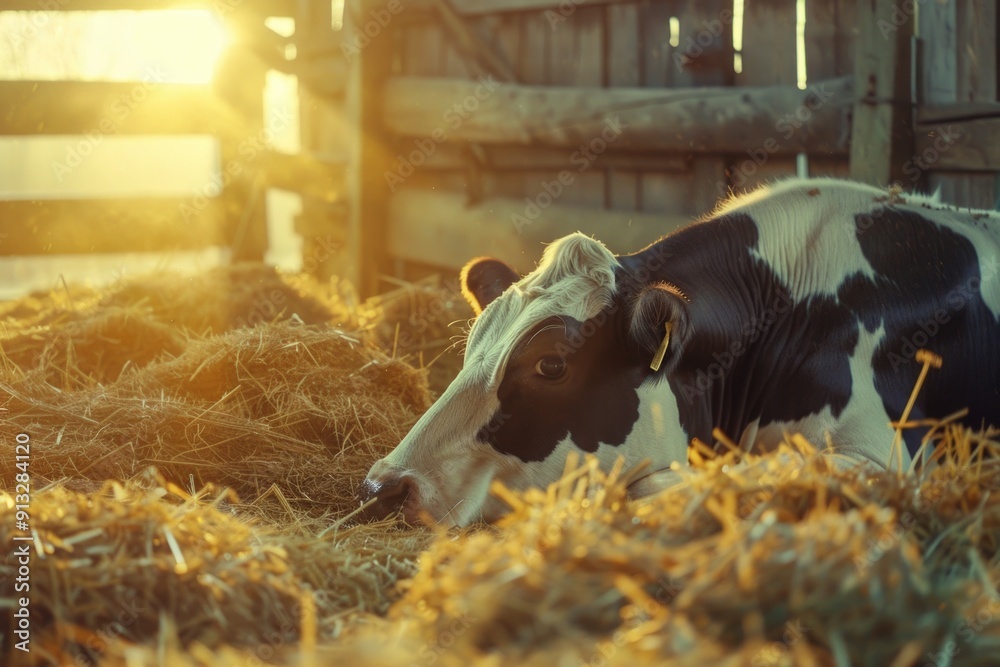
[383,76,854,155]
[0,81,249,137]
[849,0,915,185]
[0,0,295,14]
[417,0,631,15]
[348,0,398,296]
[260,150,346,202]
[917,102,1000,124]
[407,142,689,172]
[914,119,1000,172]
[388,189,688,273]
[0,197,225,256]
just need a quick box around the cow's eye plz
[534,356,566,379]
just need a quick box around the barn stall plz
[1,0,1000,665]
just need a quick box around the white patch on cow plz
[717,179,879,301]
[719,178,1000,316]
[753,323,908,469]
[464,233,618,385]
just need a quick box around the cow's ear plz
[461,257,519,315]
[628,283,690,371]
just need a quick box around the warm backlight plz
[0,10,230,84]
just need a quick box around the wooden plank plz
[548,3,577,84]
[672,0,733,87]
[918,102,1000,123]
[260,150,345,203]
[734,0,797,181]
[805,0,857,80]
[640,0,672,88]
[914,118,1000,172]
[952,0,997,205]
[956,0,997,103]
[918,0,957,105]
[574,6,605,87]
[519,11,549,84]
[556,5,605,208]
[917,0,997,203]
[403,22,444,76]
[429,0,633,15]
[607,2,640,212]
[0,81,248,137]
[849,0,914,185]
[349,0,399,297]
[383,75,854,155]
[607,3,640,87]
[388,189,688,273]
[0,0,295,13]
[0,197,225,256]
[804,0,855,177]
[737,0,797,86]
[676,0,734,217]
[411,142,688,172]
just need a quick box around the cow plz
[359,178,1000,527]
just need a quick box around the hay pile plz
[356,275,473,395]
[1,265,347,391]
[3,266,1000,667]
[3,323,430,514]
[5,431,1000,666]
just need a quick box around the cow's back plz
[650,179,1000,461]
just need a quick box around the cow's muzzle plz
[356,474,419,523]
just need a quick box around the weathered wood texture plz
[0,198,225,256]
[849,0,915,186]
[388,189,688,273]
[383,76,853,154]
[917,0,998,208]
[804,0,857,179]
[0,81,247,137]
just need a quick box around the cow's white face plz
[359,234,692,526]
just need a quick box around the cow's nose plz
[356,475,418,523]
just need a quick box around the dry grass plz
[2,266,999,667]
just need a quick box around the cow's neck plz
[619,213,789,448]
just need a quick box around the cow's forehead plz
[465,233,619,384]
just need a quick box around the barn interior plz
[2,1,1000,665]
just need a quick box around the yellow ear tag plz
[649,321,673,372]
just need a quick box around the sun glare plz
[0,10,230,84]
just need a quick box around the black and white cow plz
[361,178,1000,526]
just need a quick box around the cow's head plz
[359,233,691,526]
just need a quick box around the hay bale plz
[2,323,431,514]
[383,436,1000,666]
[0,475,430,665]
[1,264,348,392]
[44,430,1000,667]
[2,307,186,389]
[358,276,473,395]
[97,264,345,335]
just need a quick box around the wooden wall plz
[356,0,868,285]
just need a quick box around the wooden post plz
[346,0,398,298]
[916,0,998,208]
[849,0,915,186]
[214,17,269,262]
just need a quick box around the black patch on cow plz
[841,209,1000,453]
[620,213,861,447]
[476,310,647,463]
